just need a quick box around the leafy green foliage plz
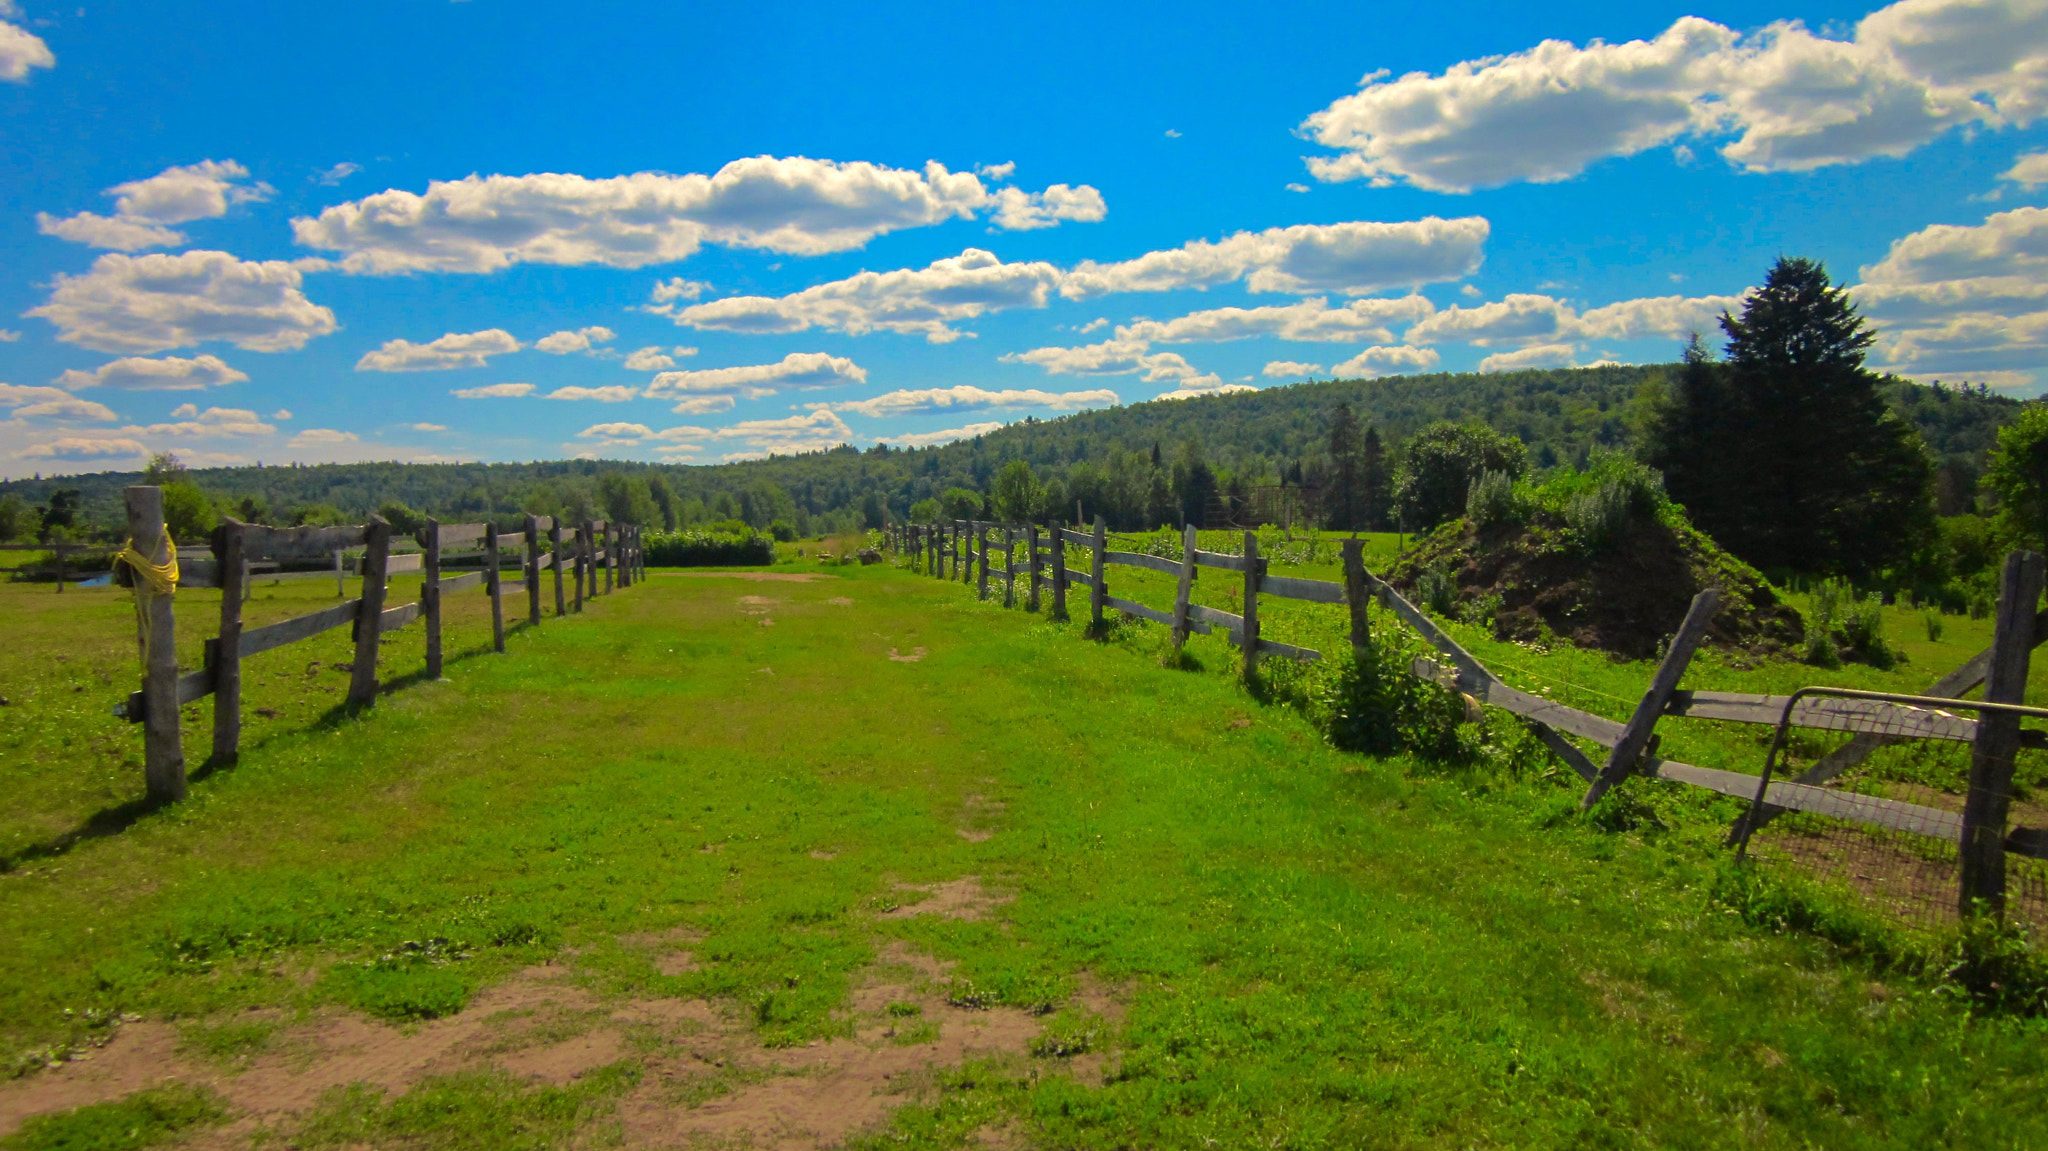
[642,525,774,566]
[989,459,1041,523]
[1393,421,1526,531]
[1983,404,2048,554]
[1463,469,1529,528]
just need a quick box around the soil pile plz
[1383,514,1803,662]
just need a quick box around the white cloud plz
[1154,376,1256,400]
[1000,338,1213,383]
[0,330,20,341]
[889,422,1007,447]
[1406,294,1578,346]
[650,278,711,304]
[1478,344,1580,372]
[1164,129,1183,138]
[1076,317,1108,333]
[1574,293,1746,340]
[706,409,855,454]
[643,352,867,397]
[124,406,276,437]
[292,157,1105,274]
[1861,205,2048,284]
[272,409,291,419]
[20,437,146,461]
[1262,360,1325,377]
[2002,151,2048,187]
[451,382,534,398]
[25,250,338,354]
[667,394,736,415]
[356,329,522,371]
[1,12,53,83]
[546,385,639,402]
[577,422,656,439]
[667,248,1064,343]
[975,161,1016,181]
[623,345,698,370]
[535,325,616,353]
[1300,2,2039,192]
[1,383,70,406]
[1060,217,1488,298]
[1116,295,1436,344]
[1856,206,2048,383]
[316,162,361,186]
[819,385,1121,418]
[289,429,360,448]
[55,353,248,391]
[411,422,446,431]
[990,184,1108,230]
[1286,183,1311,193]
[14,398,116,421]
[1332,345,1443,377]
[37,160,272,250]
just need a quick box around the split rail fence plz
[110,485,644,804]
[892,518,2048,920]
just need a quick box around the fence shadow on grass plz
[0,794,175,875]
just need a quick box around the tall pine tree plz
[1647,257,1930,578]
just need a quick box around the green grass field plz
[2,544,2046,1149]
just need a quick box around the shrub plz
[1923,608,1944,643]
[1804,578,1843,666]
[767,519,797,543]
[1547,453,1667,551]
[643,526,775,567]
[1803,578,1897,669]
[1464,470,1528,528]
[1415,564,1458,616]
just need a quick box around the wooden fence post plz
[123,486,185,801]
[1051,524,1068,620]
[551,520,566,616]
[423,518,444,678]
[211,518,247,766]
[525,514,542,624]
[1960,550,2044,915]
[1028,525,1042,612]
[333,548,345,598]
[603,523,615,594]
[1581,589,1720,811]
[580,521,595,606]
[1172,524,1197,649]
[486,523,506,654]
[1001,527,1015,608]
[1341,538,1370,655]
[1090,517,1106,628]
[348,516,392,709]
[54,546,64,593]
[1241,531,1261,679]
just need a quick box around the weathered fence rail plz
[889,518,2048,915]
[106,486,645,802]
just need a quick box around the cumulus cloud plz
[411,422,446,431]
[2002,151,2048,187]
[38,160,272,250]
[577,422,656,439]
[990,184,1108,230]
[26,250,338,354]
[818,385,1121,418]
[1000,338,1214,383]
[667,248,1064,343]
[1,12,53,82]
[356,329,522,371]
[1116,295,1436,345]
[890,422,1007,447]
[1154,377,1256,400]
[535,326,616,353]
[291,157,1106,274]
[125,405,276,437]
[55,353,248,391]
[976,162,1017,181]
[623,345,697,371]
[1406,294,1579,346]
[450,382,534,398]
[1332,345,1443,377]
[642,352,867,398]
[1060,218,1487,298]
[20,437,145,461]
[289,428,360,447]
[14,398,117,421]
[1575,293,1747,340]
[316,162,360,186]
[667,395,736,415]
[0,383,70,406]
[706,409,855,454]
[546,385,639,402]
[1856,206,2048,381]
[1300,1,2042,192]
[1478,344,1581,372]
[1263,360,1326,377]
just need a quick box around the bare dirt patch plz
[881,877,1013,923]
[737,596,779,614]
[887,647,928,663]
[666,572,836,583]
[827,597,854,606]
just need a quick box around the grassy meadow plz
[0,539,2046,1148]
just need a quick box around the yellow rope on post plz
[114,528,179,664]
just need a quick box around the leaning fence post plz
[348,516,391,709]
[1241,531,1262,679]
[550,519,566,616]
[1341,538,1370,655]
[525,514,542,624]
[1173,524,1196,650]
[211,518,247,766]
[1960,550,2044,915]
[1051,524,1068,620]
[122,485,185,801]
[486,523,506,654]
[1582,588,1720,811]
[423,518,444,679]
[1090,517,1106,629]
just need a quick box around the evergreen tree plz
[1654,258,1931,577]
[1170,440,1217,528]
[1360,426,1391,530]
[1326,403,1362,529]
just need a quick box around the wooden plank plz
[1368,574,1496,689]
[1261,574,1346,604]
[435,523,487,546]
[1187,603,1244,631]
[1051,527,1068,619]
[1667,690,1986,743]
[439,571,485,594]
[496,532,527,550]
[371,552,424,575]
[1027,525,1042,613]
[1192,548,1252,572]
[1963,551,2043,914]
[424,518,445,678]
[240,599,361,658]
[237,524,367,560]
[1105,595,1174,626]
[531,515,555,532]
[378,601,422,633]
[1582,588,1722,810]
[122,667,214,723]
[551,520,567,617]
[1653,760,1966,842]
[1103,550,1185,577]
[1059,527,1093,547]
[1065,569,1098,590]
[1530,723,1601,783]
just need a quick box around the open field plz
[3,556,2047,1149]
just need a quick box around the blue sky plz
[2,0,2045,479]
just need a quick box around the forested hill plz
[2,364,2025,536]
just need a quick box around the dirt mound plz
[1383,514,1802,662]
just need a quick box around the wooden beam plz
[423,519,444,679]
[1261,574,1346,604]
[1091,518,1107,628]
[236,524,368,561]
[551,520,567,617]
[1962,550,2043,915]
[211,519,247,766]
[1103,550,1185,577]
[124,485,185,801]
[1172,524,1196,649]
[486,523,506,654]
[1241,532,1262,680]
[348,516,391,709]
[377,601,421,633]
[1666,689,1991,743]
[1051,525,1068,619]
[1027,525,1042,613]
[1582,589,1720,811]
[240,599,361,659]
[1192,548,1253,572]
[1341,539,1370,655]
[525,513,542,626]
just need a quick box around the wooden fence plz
[892,518,2048,917]
[109,486,644,803]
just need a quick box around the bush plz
[1803,578,1898,669]
[643,526,775,566]
[1545,453,1667,551]
[1415,564,1458,616]
[1464,470,1529,528]
[767,519,798,543]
